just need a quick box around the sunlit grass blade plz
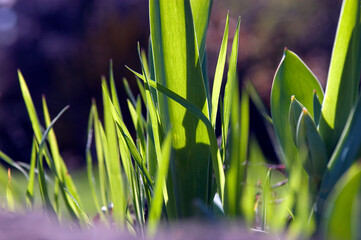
[63,188,92,226]
[101,80,126,225]
[270,49,324,166]
[127,67,225,203]
[147,132,172,235]
[319,0,361,155]
[222,17,241,163]
[109,61,123,121]
[18,70,43,141]
[211,14,229,127]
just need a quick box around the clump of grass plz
[0,0,360,239]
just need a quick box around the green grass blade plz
[18,70,42,141]
[127,68,225,203]
[26,138,37,208]
[289,96,304,144]
[101,81,126,225]
[211,14,229,127]
[270,50,324,166]
[313,90,322,126]
[123,77,137,107]
[147,132,172,235]
[222,17,241,162]
[319,0,361,155]
[190,0,213,62]
[6,169,15,211]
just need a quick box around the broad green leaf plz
[323,163,361,240]
[147,132,172,235]
[211,14,229,127]
[270,50,324,166]
[319,0,361,155]
[149,0,211,217]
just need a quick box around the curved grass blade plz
[26,138,37,208]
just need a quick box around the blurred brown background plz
[0,0,342,168]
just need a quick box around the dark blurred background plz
[0,0,342,169]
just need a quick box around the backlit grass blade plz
[109,61,123,120]
[18,70,42,141]
[127,68,225,203]
[0,151,28,180]
[147,132,172,235]
[26,138,37,208]
[270,50,324,166]
[319,0,361,155]
[101,81,126,225]
[211,14,229,127]
[150,0,211,216]
[313,90,322,126]
[222,17,241,161]
[63,188,92,226]
[190,0,213,62]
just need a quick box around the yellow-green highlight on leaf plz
[319,0,361,156]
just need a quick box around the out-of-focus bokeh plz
[0,0,341,168]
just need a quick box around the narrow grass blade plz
[190,0,213,62]
[147,132,172,235]
[18,70,42,141]
[222,17,241,162]
[211,14,229,127]
[123,77,137,107]
[319,0,361,155]
[26,138,37,208]
[101,80,126,225]
[270,50,324,166]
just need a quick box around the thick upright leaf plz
[319,0,361,156]
[150,0,211,217]
[270,50,324,166]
